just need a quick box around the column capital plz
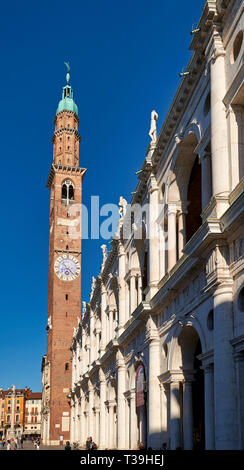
[116,348,125,369]
[167,202,177,215]
[148,174,158,194]
[99,368,106,383]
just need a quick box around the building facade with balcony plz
[70,0,244,450]
[0,386,41,439]
[24,393,42,438]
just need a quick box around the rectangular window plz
[7,415,10,423]
[16,415,19,423]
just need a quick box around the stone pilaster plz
[116,349,126,449]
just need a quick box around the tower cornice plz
[46,163,87,189]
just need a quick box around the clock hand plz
[63,262,75,275]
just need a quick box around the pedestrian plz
[64,441,72,451]
[92,441,97,450]
[162,442,168,451]
[86,437,90,450]
[36,438,40,450]
[20,437,24,449]
[138,442,145,450]
[6,440,10,451]
[10,438,16,450]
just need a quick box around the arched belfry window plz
[61,180,74,205]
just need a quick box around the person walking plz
[6,440,10,450]
[20,437,24,449]
[64,441,72,451]
[10,438,16,450]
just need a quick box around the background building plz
[0,386,41,439]
[24,392,42,439]
[70,0,244,450]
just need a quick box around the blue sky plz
[0,0,205,391]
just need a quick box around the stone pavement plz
[0,441,68,451]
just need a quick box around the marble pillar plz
[234,351,244,449]
[210,35,230,212]
[130,389,137,449]
[204,364,215,450]
[148,175,160,296]
[99,371,106,449]
[118,240,126,333]
[147,331,161,449]
[117,351,126,449]
[170,380,181,449]
[168,204,177,271]
[213,285,237,449]
[100,284,107,354]
[183,379,194,450]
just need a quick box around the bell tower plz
[44,66,86,445]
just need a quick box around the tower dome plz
[56,64,78,116]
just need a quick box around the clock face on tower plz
[54,254,81,281]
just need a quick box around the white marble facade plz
[70,0,244,450]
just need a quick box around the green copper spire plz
[56,62,78,116]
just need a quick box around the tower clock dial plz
[54,254,80,281]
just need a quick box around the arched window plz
[61,180,74,205]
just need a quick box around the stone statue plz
[82,301,86,316]
[101,244,107,266]
[91,276,96,292]
[118,196,127,218]
[64,61,70,85]
[149,110,159,143]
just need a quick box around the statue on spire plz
[64,61,70,85]
[149,110,159,143]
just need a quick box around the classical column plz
[199,153,212,210]
[168,203,177,271]
[234,351,244,449]
[125,398,130,449]
[100,283,107,354]
[108,402,114,449]
[210,31,230,212]
[130,389,137,449]
[99,369,106,449]
[109,309,114,341]
[204,364,215,450]
[177,208,186,258]
[90,309,95,364]
[95,406,100,447]
[81,329,86,375]
[137,275,142,305]
[228,105,244,189]
[213,284,237,449]
[118,240,126,334]
[80,394,86,447]
[95,328,101,358]
[70,403,75,443]
[88,382,94,439]
[170,379,181,449]
[147,317,161,449]
[116,349,126,449]
[130,275,136,315]
[160,383,168,443]
[125,282,130,323]
[183,378,194,450]
[148,175,160,297]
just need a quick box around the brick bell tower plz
[45,66,86,445]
